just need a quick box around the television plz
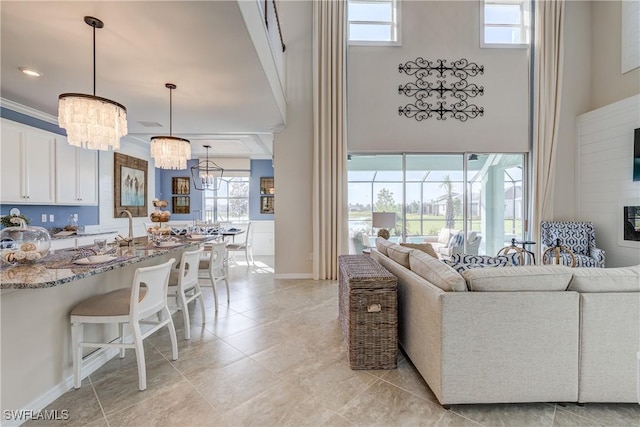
[634,128,640,181]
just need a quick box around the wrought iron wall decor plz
[398,58,485,122]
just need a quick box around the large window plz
[481,0,530,47]
[347,153,526,255]
[348,0,401,45]
[202,178,249,222]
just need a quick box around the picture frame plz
[260,195,274,214]
[260,177,275,195]
[114,153,148,217]
[172,176,190,195]
[173,196,190,214]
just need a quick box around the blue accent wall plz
[0,108,100,227]
[157,159,201,222]
[250,159,274,220]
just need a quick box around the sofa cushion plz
[437,228,452,245]
[387,244,413,268]
[375,237,394,256]
[400,242,438,258]
[567,265,640,292]
[409,250,467,292]
[462,265,573,292]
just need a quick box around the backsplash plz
[0,205,99,229]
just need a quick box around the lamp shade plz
[372,212,397,229]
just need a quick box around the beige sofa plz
[372,237,640,406]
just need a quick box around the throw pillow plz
[409,251,467,292]
[447,231,464,248]
[442,259,491,273]
[375,237,394,256]
[452,253,520,266]
[387,244,412,269]
[400,242,438,258]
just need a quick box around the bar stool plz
[168,247,205,339]
[70,258,178,391]
[199,241,229,311]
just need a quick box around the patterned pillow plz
[452,253,521,266]
[447,231,464,248]
[442,259,492,273]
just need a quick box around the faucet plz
[117,210,134,246]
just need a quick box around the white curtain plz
[312,0,348,280]
[531,0,565,255]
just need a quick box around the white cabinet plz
[0,119,56,204]
[55,139,98,205]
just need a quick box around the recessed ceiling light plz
[19,67,42,77]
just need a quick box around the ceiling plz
[0,1,284,159]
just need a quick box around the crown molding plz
[0,98,58,125]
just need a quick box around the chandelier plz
[150,83,191,169]
[191,145,224,190]
[58,16,127,151]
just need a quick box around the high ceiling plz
[1,1,284,159]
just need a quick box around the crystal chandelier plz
[150,83,191,169]
[191,145,224,190]
[58,16,127,151]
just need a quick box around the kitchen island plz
[0,240,201,422]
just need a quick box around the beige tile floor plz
[30,257,640,427]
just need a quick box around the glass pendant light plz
[150,83,191,169]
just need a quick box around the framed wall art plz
[172,176,190,195]
[173,196,190,214]
[114,153,148,217]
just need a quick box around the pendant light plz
[150,83,191,170]
[58,16,128,151]
[191,145,224,190]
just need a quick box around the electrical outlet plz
[49,214,54,222]
[73,214,78,222]
[41,214,47,223]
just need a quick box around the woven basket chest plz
[338,254,398,370]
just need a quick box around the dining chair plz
[168,247,205,339]
[226,222,254,266]
[70,258,178,391]
[199,241,230,311]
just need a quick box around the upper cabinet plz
[1,119,56,204]
[55,140,98,205]
[0,118,98,206]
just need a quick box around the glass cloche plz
[1,217,51,265]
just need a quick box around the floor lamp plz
[372,212,397,240]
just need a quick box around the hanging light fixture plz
[58,16,127,151]
[191,145,224,190]
[150,83,191,169]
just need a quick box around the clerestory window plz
[348,0,401,46]
[481,0,530,48]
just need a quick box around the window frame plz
[348,0,402,47]
[480,0,530,49]
[202,177,250,222]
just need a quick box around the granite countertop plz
[48,228,118,240]
[0,239,207,289]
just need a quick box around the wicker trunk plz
[338,255,398,370]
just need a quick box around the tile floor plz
[30,257,640,427]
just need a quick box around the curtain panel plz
[531,0,565,256]
[312,0,349,280]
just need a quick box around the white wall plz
[97,140,156,239]
[576,95,640,267]
[591,1,640,110]
[552,0,592,220]
[272,0,314,278]
[348,0,529,153]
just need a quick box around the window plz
[348,0,401,45]
[347,153,527,255]
[202,177,249,222]
[481,0,530,47]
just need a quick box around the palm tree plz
[440,175,455,229]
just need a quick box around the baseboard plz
[273,273,313,279]
[3,347,119,427]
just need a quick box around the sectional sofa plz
[371,237,640,406]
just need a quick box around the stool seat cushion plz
[199,259,210,270]
[71,288,147,317]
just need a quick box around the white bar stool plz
[168,247,205,339]
[199,241,230,311]
[70,258,178,391]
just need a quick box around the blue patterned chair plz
[540,221,605,268]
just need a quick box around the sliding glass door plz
[347,153,526,255]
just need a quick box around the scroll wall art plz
[398,58,485,122]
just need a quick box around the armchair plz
[540,221,605,268]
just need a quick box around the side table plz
[338,254,397,370]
